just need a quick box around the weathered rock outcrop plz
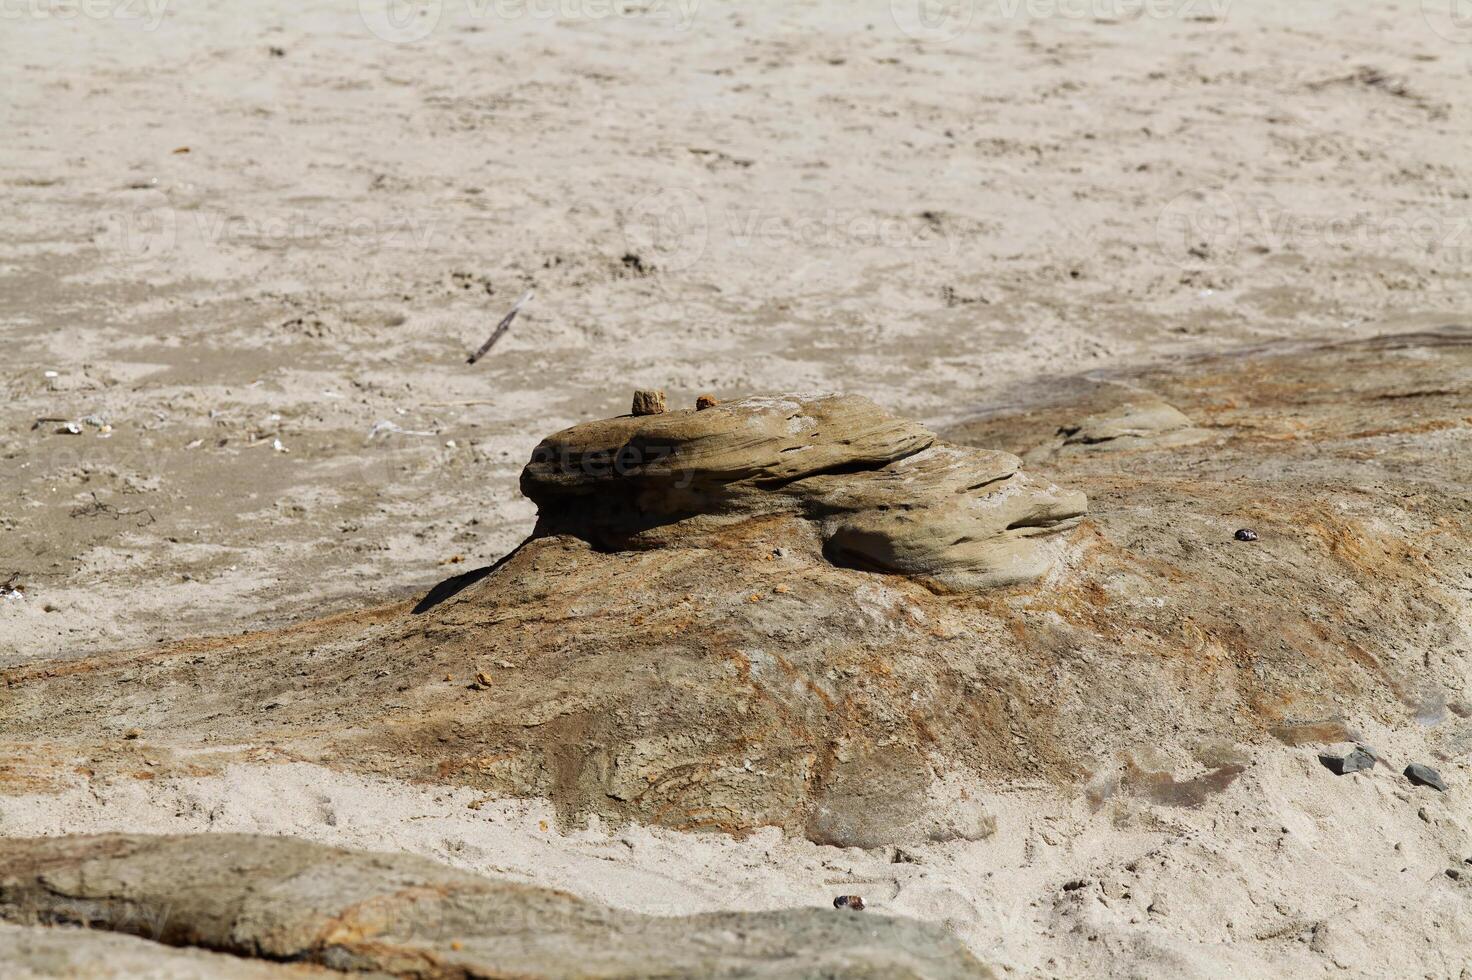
[522,392,1086,590]
[1,327,1468,848]
[0,834,991,979]
[1023,398,1208,462]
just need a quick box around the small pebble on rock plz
[631,389,667,416]
[695,394,719,410]
[1234,528,1258,542]
[833,895,865,911]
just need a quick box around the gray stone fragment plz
[1404,762,1447,791]
[1319,746,1376,775]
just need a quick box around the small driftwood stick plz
[467,290,533,364]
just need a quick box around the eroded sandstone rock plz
[798,444,1085,590]
[0,834,992,979]
[1024,398,1208,462]
[522,393,934,521]
[522,392,1085,590]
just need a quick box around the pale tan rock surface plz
[1023,399,1209,462]
[521,393,935,515]
[798,444,1086,590]
[0,923,337,980]
[0,834,991,979]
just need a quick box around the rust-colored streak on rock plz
[1120,759,1248,808]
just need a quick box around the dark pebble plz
[1234,528,1259,542]
[833,895,865,911]
[1404,763,1447,792]
[1319,747,1376,775]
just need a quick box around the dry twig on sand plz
[70,491,156,526]
[467,290,533,364]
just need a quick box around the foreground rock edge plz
[0,833,994,979]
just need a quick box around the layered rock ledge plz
[0,834,990,979]
[522,393,1086,590]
